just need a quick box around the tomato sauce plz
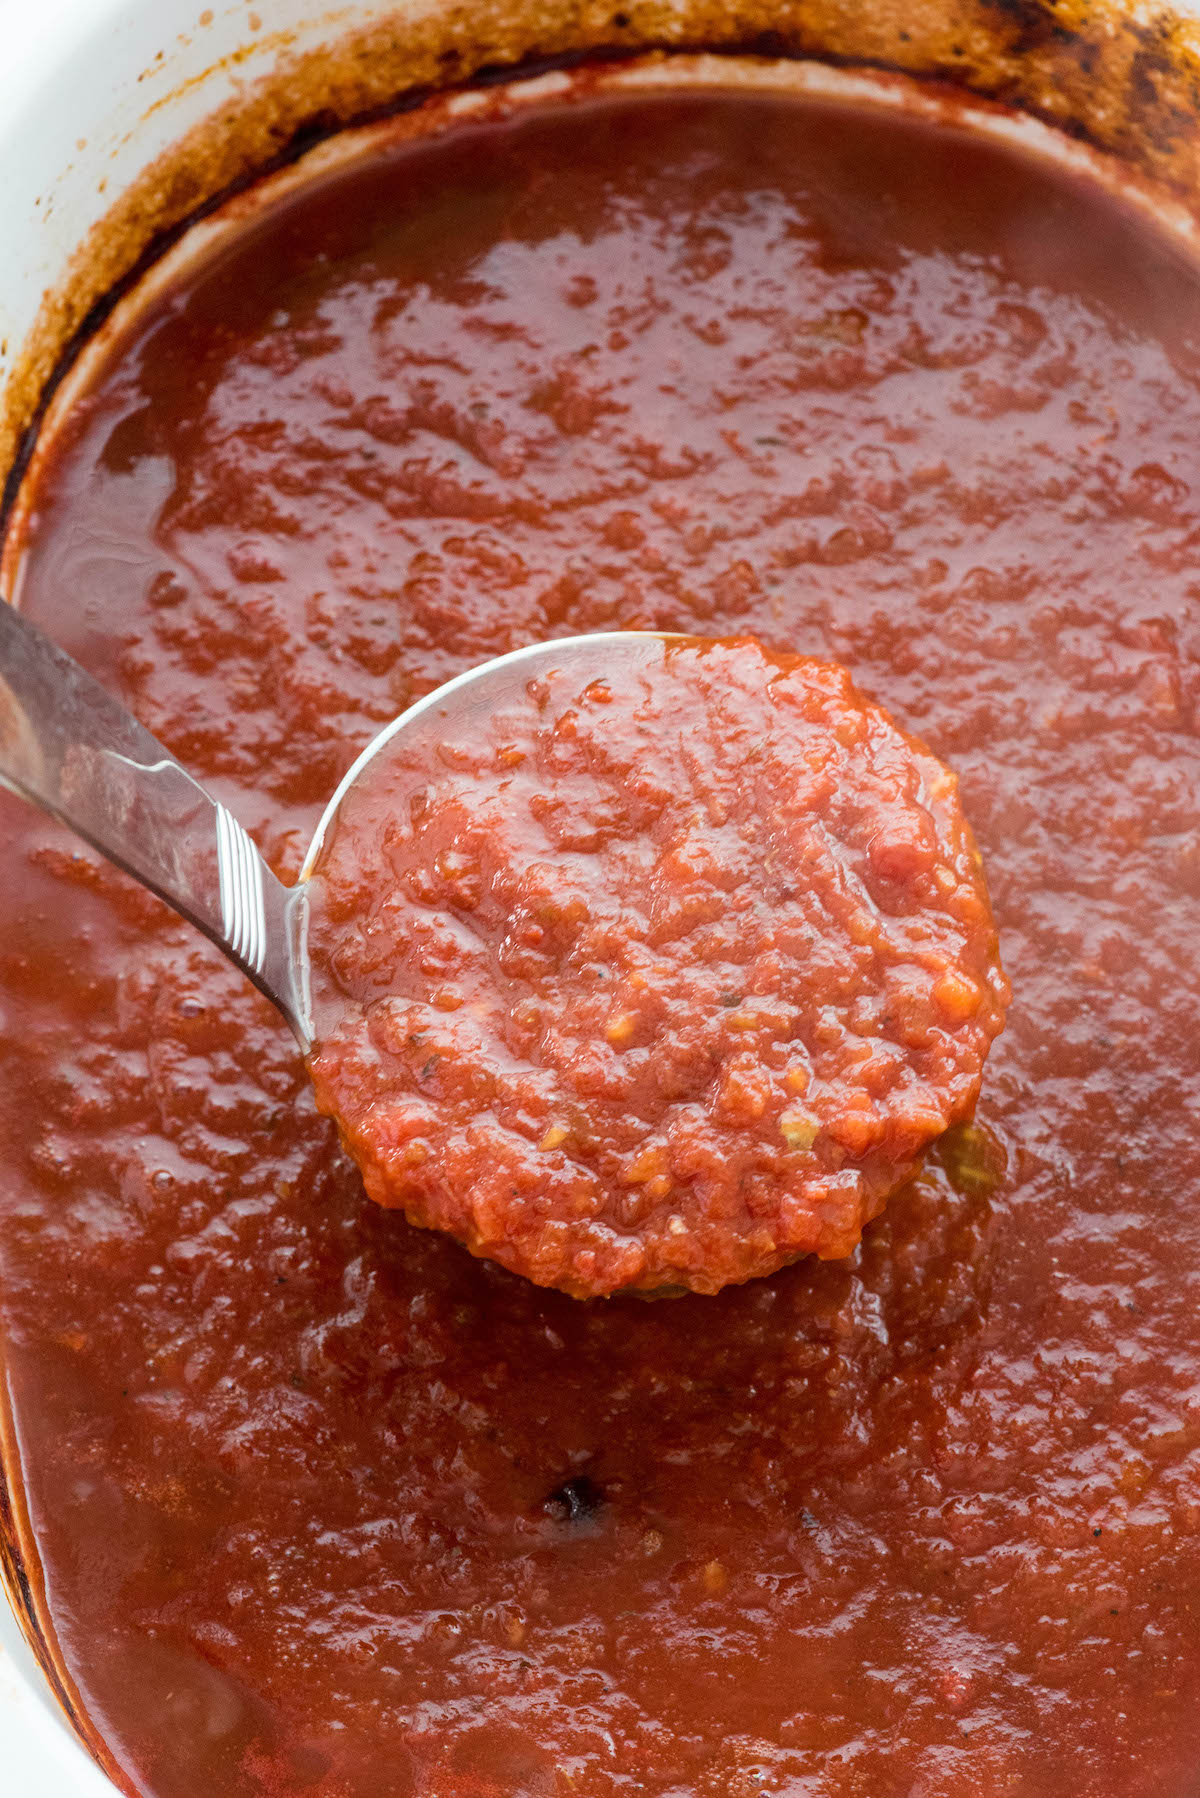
[306,633,1007,1296]
[4,71,1200,1798]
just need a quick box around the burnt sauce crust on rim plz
[9,0,1200,486]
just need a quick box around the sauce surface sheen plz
[5,78,1200,1798]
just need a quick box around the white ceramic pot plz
[5,0,1200,1793]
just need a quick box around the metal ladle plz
[0,598,647,1051]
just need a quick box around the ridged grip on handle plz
[0,597,307,1045]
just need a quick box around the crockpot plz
[5,0,1200,1791]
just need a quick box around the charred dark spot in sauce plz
[980,0,1076,53]
[543,1474,605,1524]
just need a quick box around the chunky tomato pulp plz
[4,75,1200,1798]
[306,633,1007,1297]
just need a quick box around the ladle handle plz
[0,597,306,1042]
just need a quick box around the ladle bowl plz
[0,598,652,1052]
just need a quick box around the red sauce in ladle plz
[306,631,1006,1296]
